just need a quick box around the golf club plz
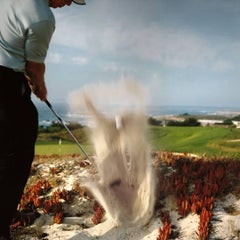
[45,100,93,163]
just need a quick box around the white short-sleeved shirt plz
[0,0,55,72]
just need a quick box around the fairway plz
[35,126,240,157]
[35,140,93,156]
[148,126,240,157]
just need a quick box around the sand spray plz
[69,80,155,227]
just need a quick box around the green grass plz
[35,126,240,157]
[148,126,240,157]
[35,140,93,155]
[35,125,92,156]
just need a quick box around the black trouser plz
[0,66,38,238]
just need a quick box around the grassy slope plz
[35,126,240,157]
[35,127,93,155]
[149,126,240,157]
[35,141,93,155]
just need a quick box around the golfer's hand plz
[25,61,47,101]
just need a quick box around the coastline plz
[35,103,240,127]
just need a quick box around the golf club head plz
[73,0,86,5]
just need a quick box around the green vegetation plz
[35,140,93,155]
[37,122,89,142]
[35,123,240,157]
[148,116,162,126]
[148,126,240,157]
[36,122,93,155]
[166,117,200,126]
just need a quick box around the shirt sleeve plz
[25,20,55,63]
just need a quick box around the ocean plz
[34,102,240,127]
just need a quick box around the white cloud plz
[51,8,237,73]
[43,0,240,106]
[101,62,118,72]
[212,60,234,72]
[46,52,63,63]
[71,56,88,65]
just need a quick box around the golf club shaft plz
[45,100,92,162]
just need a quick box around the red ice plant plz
[92,202,104,225]
[155,151,240,240]
[157,210,171,240]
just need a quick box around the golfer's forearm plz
[25,60,47,101]
[25,60,45,82]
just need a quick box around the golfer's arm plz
[25,60,47,101]
[25,60,45,82]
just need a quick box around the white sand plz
[16,156,240,240]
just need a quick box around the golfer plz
[0,0,84,238]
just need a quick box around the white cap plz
[73,0,86,5]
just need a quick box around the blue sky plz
[41,0,240,108]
